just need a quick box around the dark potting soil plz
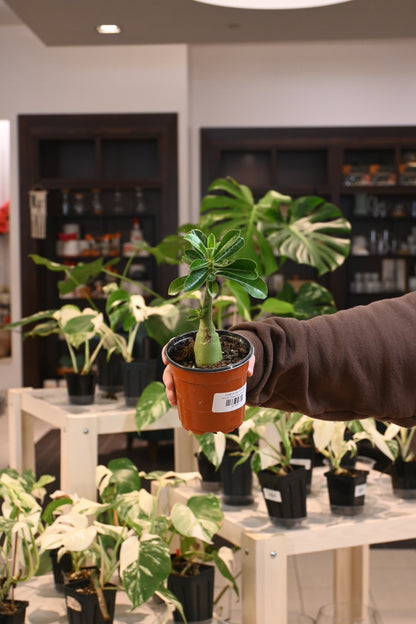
[170,334,248,369]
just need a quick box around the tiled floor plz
[1,408,416,624]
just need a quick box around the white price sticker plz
[263,487,282,503]
[212,384,246,413]
[354,483,367,498]
[290,458,312,470]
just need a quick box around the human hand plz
[162,346,255,407]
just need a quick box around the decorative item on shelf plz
[61,189,70,216]
[72,192,87,216]
[29,187,48,239]
[91,188,103,215]
[134,186,146,214]
[369,163,397,186]
[0,199,10,234]
[351,235,369,256]
[112,190,126,215]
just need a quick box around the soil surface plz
[169,334,249,369]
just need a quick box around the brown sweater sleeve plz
[232,292,416,427]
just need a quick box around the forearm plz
[232,293,416,426]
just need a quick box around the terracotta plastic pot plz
[165,330,253,435]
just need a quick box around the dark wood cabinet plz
[18,113,178,387]
[201,126,416,311]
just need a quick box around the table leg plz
[60,415,98,499]
[333,544,370,612]
[8,389,35,473]
[173,428,198,472]
[241,532,287,624]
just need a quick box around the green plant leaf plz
[168,275,187,296]
[135,382,171,433]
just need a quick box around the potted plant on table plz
[313,418,394,515]
[381,424,416,498]
[165,228,267,435]
[0,468,54,623]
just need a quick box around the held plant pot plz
[64,579,117,624]
[0,601,29,624]
[390,459,416,499]
[325,468,369,516]
[168,563,215,622]
[65,372,96,405]
[165,330,253,435]
[258,464,307,528]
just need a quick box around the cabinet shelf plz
[18,113,178,388]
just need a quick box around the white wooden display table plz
[167,466,416,624]
[8,387,195,499]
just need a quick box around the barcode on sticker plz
[212,384,246,413]
[263,487,282,503]
[355,483,366,498]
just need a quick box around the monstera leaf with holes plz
[199,177,351,278]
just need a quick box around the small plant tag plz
[66,596,82,612]
[290,457,312,470]
[212,384,246,413]
[354,483,367,498]
[263,487,282,503]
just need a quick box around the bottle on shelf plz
[130,218,144,244]
[91,188,103,215]
[61,189,70,216]
[112,190,126,215]
[134,186,146,214]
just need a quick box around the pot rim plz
[165,329,253,373]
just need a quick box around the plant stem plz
[194,291,222,367]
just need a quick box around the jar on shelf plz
[91,188,103,215]
[61,189,70,216]
[112,190,126,215]
[73,192,86,215]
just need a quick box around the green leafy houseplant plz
[0,468,54,617]
[96,460,238,622]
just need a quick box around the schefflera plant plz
[168,228,267,367]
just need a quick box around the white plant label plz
[263,487,282,503]
[290,457,312,470]
[355,483,367,498]
[66,596,82,612]
[212,384,246,413]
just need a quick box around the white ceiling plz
[1,0,416,46]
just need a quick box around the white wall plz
[0,25,189,389]
[189,39,416,215]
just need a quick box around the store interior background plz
[1,3,416,623]
[1,0,416,390]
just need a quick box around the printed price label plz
[263,487,282,503]
[212,384,246,413]
[290,458,312,470]
[66,596,82,612]
[354,483,367,498]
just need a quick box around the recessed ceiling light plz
[192,0,353,8]
[96,24,121,35]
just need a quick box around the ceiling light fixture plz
[96,24,121,35]
[192,0,353,8]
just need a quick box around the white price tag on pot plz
[263,487,282,503]
[212,384,246,413]
[355,483,367,498]
[290,457,312,470]
[66,596,82,612]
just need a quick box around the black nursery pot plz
[325,468,369,516]
[65,372,96,405]
[122,358,157,406]
[96,351,124,395]
[221,450,253,506]
[64,579,116,624]
[0,600,29,624]
[390,459,416,498]
[50,548,73,592]
[168,563,215,622]
[258,464,307,528]
[195,451,221,492]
